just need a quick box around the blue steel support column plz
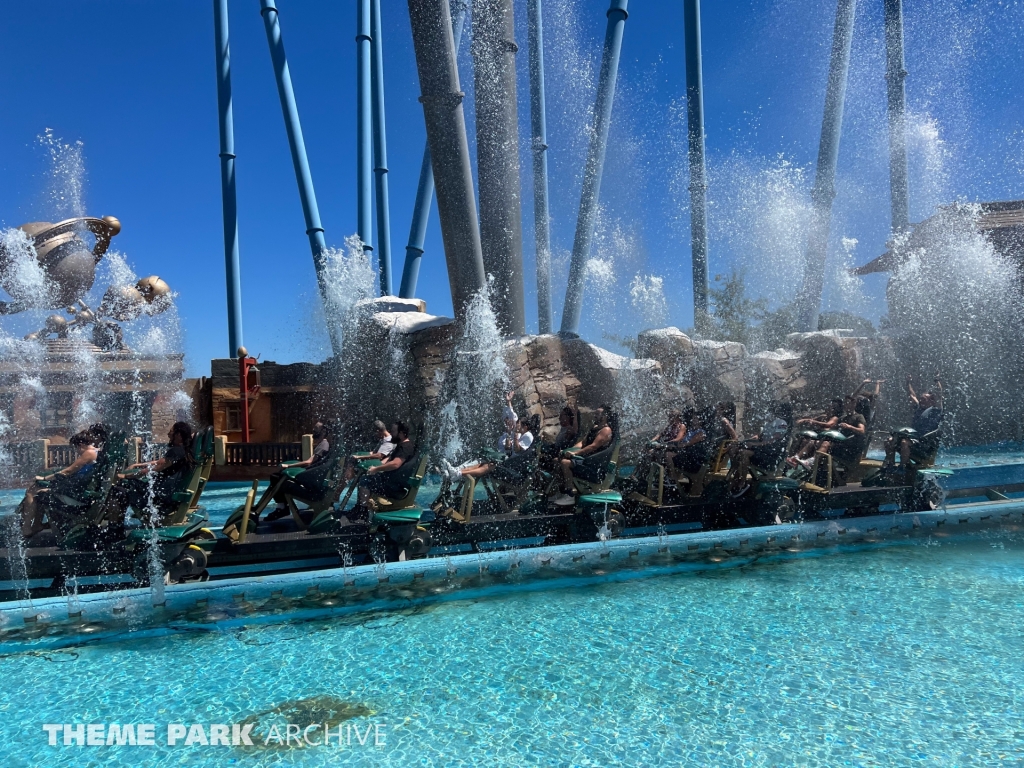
[214,0,243,356]
[406,0,487,319]
[370,0,393,295]
[795,0,857,333]
[559,0,629,335]
[883,0,909,235]
[683,0,710,335]
[527,0,553,334]
[472,0,526,337]
[398,1,468,300]
[259,0,340,355]
[357,0,374,261]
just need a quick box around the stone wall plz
[337,302,900,455]
[208,299,919,456]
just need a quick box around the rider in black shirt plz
[358,422,417,503]
[113,421,195,515]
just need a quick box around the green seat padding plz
[579,491,623,505]
[372,507,424,524]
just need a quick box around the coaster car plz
[213,444,430,567]
[785,428,949,519]
[617,438,799,532]
[221,440,349,539]
[210,442,374,573]
[388,442,626,560]
[0,429,216,598]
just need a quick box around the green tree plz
[708,268,769,346]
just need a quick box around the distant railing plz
[2,439,142,487]
[4,442,39,469]
[223,442,302,466]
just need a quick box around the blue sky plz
[0,0,1021,375]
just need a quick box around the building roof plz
[853,199,1024,276]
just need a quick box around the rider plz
[818,395,868,467]
[442,414,538,484]
[267,421,335,520]
[20,427,101,538]
[358,421,416,504]
[113,421,195,517]
[849,379,884,427]
[653,410,686,446]
[553,405,616,505]
[495,391,521,456]
[710,401,739,444]
[540,405,579,470]
[632,409,686,482]
[667,410,710,495]
[728,402,793,497]
[884,374,944,469]
[786,398,843,469]
[342,419,393,482]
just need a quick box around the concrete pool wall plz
[2,497,1022,654]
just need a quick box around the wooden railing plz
[223,442,302,466]
[48,443,76,468]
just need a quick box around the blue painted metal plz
[472,0,526,336]
[883,0,909,235]
[527,0,553,334]
[795,0,857,333]
[405,0,486,318]
[357,0,374,261]
[213,0,243,356]
[559,0,629,335]
[370,0,393,295]
[683,0,710,335]
[259,0,339,354]
[398,2,467,300]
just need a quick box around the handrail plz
[237,480,259,545]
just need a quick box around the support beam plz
[473,0,526,336]
[259,0,340,355]
[683,0,710,335]
[357,0,374,261]
[214,0,243,356]
[560,0,629,336]
[527,0,553,334]
[883,0,910,235]
[370,0,393,295]
[406,0,487,319]
[399,2,468,300]
[795,0,857,333]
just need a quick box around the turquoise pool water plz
[0,532,1021,766]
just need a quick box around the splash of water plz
[320,235,378,349]
[708,154,815,308]
[38,129,87,221]
[629,274,669,329]
[435,282,509,462]
[0,228,50,310]
[886,204,1024,443]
